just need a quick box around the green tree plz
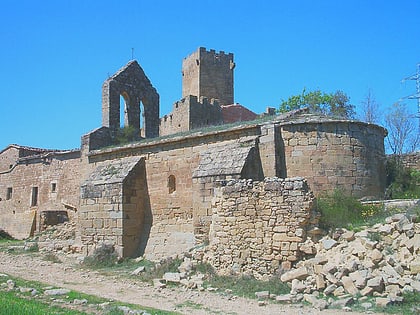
[279,88,355,119]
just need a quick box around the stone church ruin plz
[0,47,388,274]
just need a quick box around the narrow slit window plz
[168,175,176,194]
[51,183,57,192]
[6,187,12,200]
[31,187,38,206]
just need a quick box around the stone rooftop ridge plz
[193,136,258,178]
[82,156,142,186]
[0,144,66,155]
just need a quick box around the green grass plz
[349,292,420,315]
[206,274,289,299]
[316,189,370,230]
[381,291,420,315]
[0,290,87,315]
[0,275,179,315]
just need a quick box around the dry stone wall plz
[399,152,420,170]
[206,177,317,279]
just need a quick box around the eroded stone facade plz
[0,48,389,274]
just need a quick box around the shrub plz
[114,126,138,145]
[316,189,365,230]
[386,158,420,199]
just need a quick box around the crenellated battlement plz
[182,47,234,105]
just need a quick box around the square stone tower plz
[182,47,235,105]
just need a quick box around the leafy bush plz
[386,158,420,199]
[114,126,138,145]
[316,189,366,230]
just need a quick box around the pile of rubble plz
[34,221,81,254]
[278,211,420,310]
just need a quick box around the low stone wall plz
[206,177,317,279]
[399,152,420,170]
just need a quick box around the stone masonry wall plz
[0,146,19,173]
[399,152,420,170]
[159,95,223,137]
[86,127,261,259]
[0,151,81,239]
[206,177,317,279]
[280,118,387,198]
[182,47,234,106]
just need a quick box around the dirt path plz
[0,251,372,315]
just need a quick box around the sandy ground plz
[0,251,375,315]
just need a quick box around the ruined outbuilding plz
[0,48,388,272]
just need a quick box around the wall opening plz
[120,93,129,128]
[168,175,176,194]
[6,187,12,200]
[140,100,145,137]
[31,187,38,206]
[51,182,57,192]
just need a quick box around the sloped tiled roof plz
[221,104,257,124]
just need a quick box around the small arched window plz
[168,175,176,194]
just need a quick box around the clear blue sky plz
[1,0,419,150]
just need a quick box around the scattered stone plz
[152,279,166,289]
[341,230,355,241]
[367,277,384,293]
[257,300,266,306]
[360,286,374,296]
[330,297,354,309]
[73,299,88,305]
[163,272,181,283]
[321,239,337,250]
[303,294,328,310]
[255,291,270,300]
[131,266,145,275]
[375,297,391,307]
[19,287,34,293]
[280,267,308,282]
[333,286,345,297]
[323,284,337,296]
[44,288,71,296]
[341,276,359,295]
[275,294,294,303]
[6,280,15,290]
[371,249,383,264]
[360,302,373,310]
